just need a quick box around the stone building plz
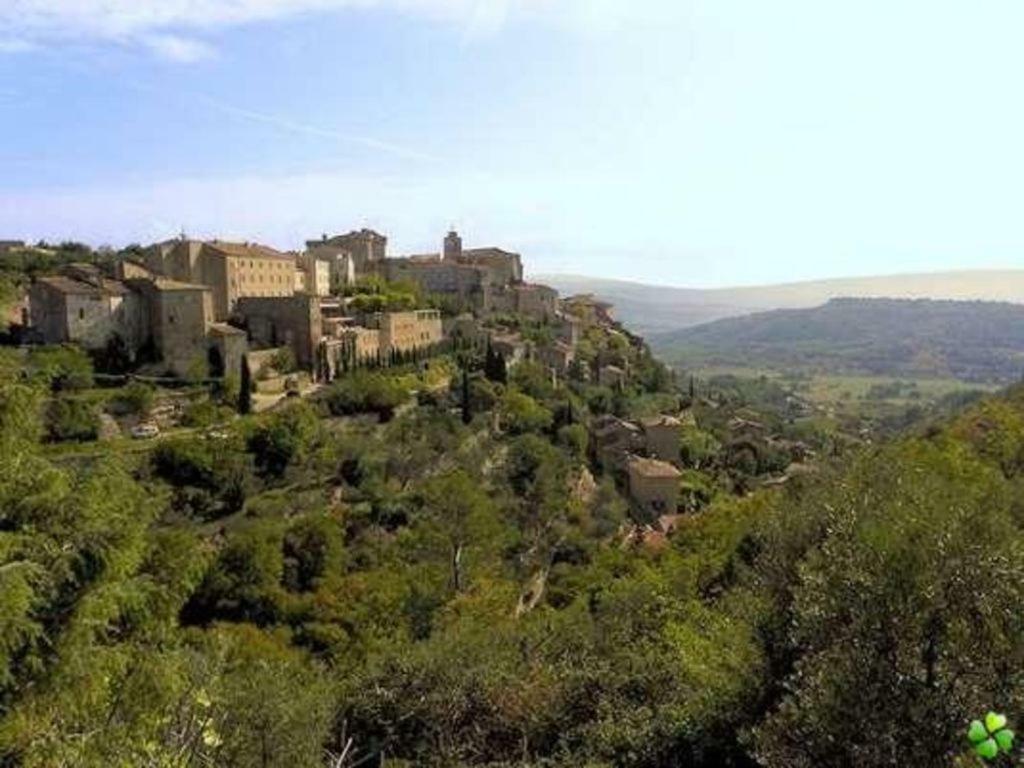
[538,340,575,377]
[457,246,523,286]
[627,456,682,519]
[321,325,382,378]
[491,283,559,320]
[598,364,627,389]
[129,278,215,377]
[145,238,297,320]
[363,309,443,354]
[297,253,332,296]
[29,271,140,349]
[563,294,616,328]
[307,230,387,279]
[490,332,530,367]
[383,257,489,310]
[591,415,644,473]
[640,415,683,466]
[305,237,357,289]
[236,295,323,371]
[556,312,583,347]
[207,323,248,381]
[382,231,530,313]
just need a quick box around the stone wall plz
[236,295,322,371]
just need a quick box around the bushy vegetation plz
[325,370,410,421]
[7,312,1024,768]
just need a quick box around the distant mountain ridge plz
[534,270,1024,335]
[650,297,1024,383]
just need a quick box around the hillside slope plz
[536,269,1024,335]
[652,297,1024,382]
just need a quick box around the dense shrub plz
[326,371,409,422]
[46,396,99,442]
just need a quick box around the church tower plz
[443,229,463,261]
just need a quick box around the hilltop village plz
[3,228,720,524]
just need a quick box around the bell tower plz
[443,229,462,261]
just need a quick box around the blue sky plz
[2,1,1023,287]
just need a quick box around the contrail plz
[192,93,439,163]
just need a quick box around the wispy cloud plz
[0,1,640,60]
[192,93,438,162]
[142,34,214,63]
[0,38,37,54]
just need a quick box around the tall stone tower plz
[443,229,463,261]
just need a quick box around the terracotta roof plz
[152,278,210,292]
[628,456,682,479]
[462,247,520,258]
[36,275,128,297]
[205,240,293,261]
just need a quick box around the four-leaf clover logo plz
[968,712,1014,760]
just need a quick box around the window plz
[78,308,84,320]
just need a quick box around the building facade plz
[29,273,139,350]
[627,456,682,519]
[145,238,297,320]
[307,230,387,279]
[236,294,323,371]
[641,415,683,466]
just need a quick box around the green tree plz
[246,402,321,478]
[753,441,1024,767]
[417,470,502,594]
[498,391,553,435]
[238,354,253,415]
[461,368,472,425]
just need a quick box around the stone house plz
[538,340,575,377]
[640,415,683,466]
[129,278,215,377]
[556,312,583,347]
[627,456,682,519]
[490,332,530,367]
[598,364,627,389]
[591,415,644,473]
[207,323,248,381]
[29,272,140,350]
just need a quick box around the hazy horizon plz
[532,267,1024,293]
[5,2,1024,286]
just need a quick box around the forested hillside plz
[538,271,1024,335]
[654,297,1024,382]
[3,318,1024,766]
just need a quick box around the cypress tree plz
[494,351,507,385]
[239,354,253,415]
[461,369,472,425]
